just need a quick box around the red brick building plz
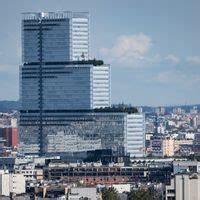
[0,128,18,147]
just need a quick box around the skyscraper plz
[20,61,110,111]
[19,11,144,158]
[19,12,110,155]
[22,11,89,62]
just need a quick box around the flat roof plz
[22,11,89,20]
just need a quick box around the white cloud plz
[165,54,180,64]
[153,69,200,91]
[153,70,185,84]
[99,33,152,67]
[186,56,200,65]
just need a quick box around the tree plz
[127,188,157,200]
[102,187,119,200]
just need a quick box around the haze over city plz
[1,1,200,199]
[0,0,200,106]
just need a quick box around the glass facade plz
[22,11,89,62]
[19,12,110,155]
[19,112,127,155]
[20,63,110,111]
[19,111,145,157]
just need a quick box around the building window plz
[167,189,175,193]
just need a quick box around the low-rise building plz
[151,137,174,157]
[174,140,193,153]
[15,166,43,182]
[165,174,200,200]
[0,157,15,171]
[0,171,25,196]
[45,163,172,185]
[173,161,200,174]
[180,144,200,155]
[112,184,131,193]
[68,187,98,200]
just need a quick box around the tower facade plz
[126,113,145,157]
[19,12,144,158]
[22,11,89,62]
[19,12,110,155]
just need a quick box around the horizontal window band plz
[23,19,67,23]
[22,71,72,74]
[24,28,51,31]
[23,60,104,66]
[20,124,71,126]
[22,76,57,79]
[24,23,60,27]
[22,67,65,70]
[20,119,94,122]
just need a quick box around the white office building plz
[0,172,26,196]
[165,174,200,200]
[92,64,111,108]
[126,113,145,157]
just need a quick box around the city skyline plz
[0,0,200,106]
[0,2,200,198]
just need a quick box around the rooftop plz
[94,107,138,114]
[22,11,89,20]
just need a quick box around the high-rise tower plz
[19,12,144,158]
[19,12,110,155]
[22,12,89,62]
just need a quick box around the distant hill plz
[113,104,200,113]
[0,100,199,113]
[164,104,200,113]
[0,101,20,112]
[141,104,200,113]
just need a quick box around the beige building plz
[165,174,200,200]
[163,137,174,157]
[151,137,174,157]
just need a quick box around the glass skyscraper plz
[20,112,127,156]
[19,11,144,157]
[22,12,89,62]
[20,62,110,111]
[19,12,110,155]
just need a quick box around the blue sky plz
[0,0,200,106]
